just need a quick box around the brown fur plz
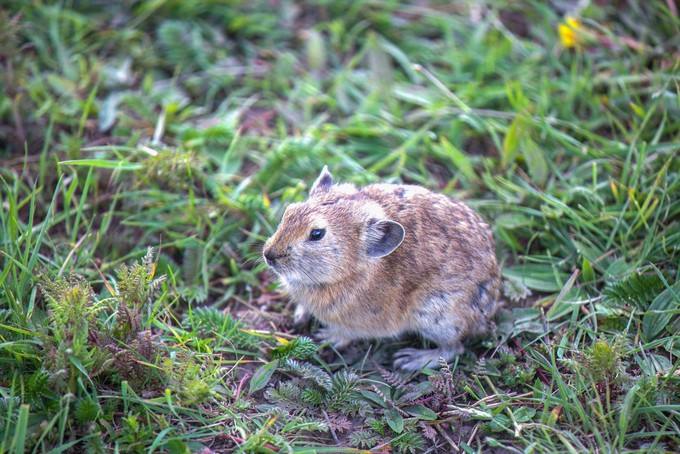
[263,168,501,370]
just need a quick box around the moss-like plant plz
[585,339,624,384]
[40,275,105,393]
[113,248,166,342]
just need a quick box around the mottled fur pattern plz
[263,167,501,370]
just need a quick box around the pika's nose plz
[263,249,279,266]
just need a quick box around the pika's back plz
[352,183,497,277]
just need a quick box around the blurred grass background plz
[1,1,679,452]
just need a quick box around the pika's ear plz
[366,219,405,258]
[310,165,333,196]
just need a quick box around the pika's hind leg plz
[393,342,463,371]
[393,291,469,371]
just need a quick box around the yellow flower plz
[275,336,290,345]
[558,16,584,48]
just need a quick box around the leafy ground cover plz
[1,1,679,452]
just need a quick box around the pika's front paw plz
[293,304,312,327]
[314,327,351,350]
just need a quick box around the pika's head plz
[263,167,405,287]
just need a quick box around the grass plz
[1,0,679,452]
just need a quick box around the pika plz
[263,167,501,371]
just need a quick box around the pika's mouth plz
[267,262,298,282]
[263,252,289,269]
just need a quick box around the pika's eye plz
[308,228,326,241]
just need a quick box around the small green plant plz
[163,350,217,405]
[585,339,623,384]
[271,336,318,360]
[113,248,166,341]
[393,430,426,454]
[117,414,155,454]
[40,275,104,393]
[604,272,665,312]
[349,430,379,449]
